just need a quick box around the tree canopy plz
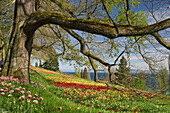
[0,0,169,88]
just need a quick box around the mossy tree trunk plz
[2,0,36,83]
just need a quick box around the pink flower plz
[35,83,38,86]
[31,81,34,84]
[32,97,36,100]
[19,86,22,89]
[19,91,25,94]
[58,107,62,111]
[34,94,38,97]
[8,94,12,97]
[27,91,31,95]
[22,88,25,90]
[39,97,43,101]
[15,88,20,91]
[4,90,8,93]
[33,100,38,104]
[3,88,8,90]
[23,80,26,82]
[1,92,5,95]
[9,90,14,93]
[27,99,31,103]
[0,89,4,92]
[28,95,32,98]
[13,101,16,104]
[21,96,25,100]
[10,86,15,89]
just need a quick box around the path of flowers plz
[30,66,170,112]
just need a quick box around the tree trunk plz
[2,0,35,83]
[88,57,98,82]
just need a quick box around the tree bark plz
[2,0,35,83]
[24,11,170,48]
[88,56,98,82]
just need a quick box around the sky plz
[32,0,170,72]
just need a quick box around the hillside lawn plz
[0,66,169,113]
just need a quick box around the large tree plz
[1,0,170,86]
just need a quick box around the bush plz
[135,77,147,91]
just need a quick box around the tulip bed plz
[0,75,46,112]
[0,66,170,113]
[31,66,170,113]
[49,81,170,113]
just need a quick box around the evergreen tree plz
[81,67,91,80]
[39,60,42,67]
[157,67,168,94]
[42,56,59,71]
[117,56,130,74]
[116,56,132,86]
[35,62,38,67]
[135,71,147,91]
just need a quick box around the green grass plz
[0,68,170,113]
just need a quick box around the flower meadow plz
[0,75,47,112]
[0,66,170,113]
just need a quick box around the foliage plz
[135,78,147,91]
[39,60,42,67]
[116,56,133,87]
[81,67,91,80]
[42,56,59,71]
[35,62,38,67]
[74,73,81,78]
[117,56,130,74]
[157,67,169,94]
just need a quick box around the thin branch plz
[50,0,76,18]
[114,37,141,64]
[124,0,132,25]
[101,0,119,36]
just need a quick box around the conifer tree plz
[35,62,38,67]
[157,67,168,94]
[117,56,130,74]
[116,56,132,87]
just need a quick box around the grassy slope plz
[29,66,110,113]
[29,66,170,113]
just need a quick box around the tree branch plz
[24,11,170,39]
[124,0,131,25]
[151,32,170,50]
[101,0,119,36]
[62,27,115,67]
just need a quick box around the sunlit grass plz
[0,66,169,113]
